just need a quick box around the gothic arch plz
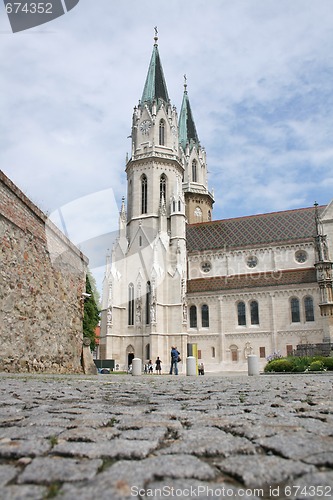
[126,345,135,369]
[141,174,147,214]
[159,119,165,145]
[160,173,167,201]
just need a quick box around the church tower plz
[179,77,214,223]
[314,202,333,342]
[100,30,188,368]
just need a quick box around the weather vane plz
[184,74,187,91]
[154,26,158,44]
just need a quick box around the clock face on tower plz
[139,120,152,135]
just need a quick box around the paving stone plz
[0,484,49,500]
[17,456,103,484]
[53,437,159,459]
[120,426,169,441]
[214,454,315,488]
[158,426,256,457]
[0,463,18,486]
[0,425,66,440]
[0,438,51,458]
[256,431,333,461]
[58,426,120,442]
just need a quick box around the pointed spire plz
[178,77,199,151]
[141,28,169,105]
[120,196,126,223]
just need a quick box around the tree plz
[83,271,100,351]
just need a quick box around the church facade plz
[100,35,333,373]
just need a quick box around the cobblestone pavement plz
[0,372,332,500]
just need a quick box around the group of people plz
[144,357,162,375]
[130,347,205,376]
[142,346,181,375]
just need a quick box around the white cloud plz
[1,0,333,290]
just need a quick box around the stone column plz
[82,338,98,375]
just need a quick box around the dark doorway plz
[128,352,134,368]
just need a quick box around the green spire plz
[178,77,199,151]
[141,32,169,105]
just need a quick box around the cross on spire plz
[154,26,158,45]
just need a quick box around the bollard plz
[186,356,197,376]
[132,358,142,376]
[247,354,260,376]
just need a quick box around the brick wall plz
[0,170,88,373]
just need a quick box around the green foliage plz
[289,356,311,373]
[83,272,100,351]
[322,357,333,370]
[308,360,325,372]
[264,359,294,372]
[265,354,333,373]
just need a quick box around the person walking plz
[169,346,180,375]
[155,356,162,374]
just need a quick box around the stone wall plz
[0,171,88,373]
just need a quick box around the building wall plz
[186,280,323,372]
[0,171,88,373]
[186,236,325,371]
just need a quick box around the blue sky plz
[1,0,333,290]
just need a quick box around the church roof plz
[141,43,169,105]
[188,268,317,294]
[178,89,199,151]
[187,206,325,252]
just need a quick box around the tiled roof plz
[187,268,317,294]
[187,206,325,252]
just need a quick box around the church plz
[99,33,333,373]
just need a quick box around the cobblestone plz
[0,372,332,499]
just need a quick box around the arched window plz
[201,304,209,327]
[146,281,151,325]
[189,305,197,328]
[250,300,259,325]
[192,160,197,182]
[128,283,134,325]
[291,298,300,323]
[208,210,211,221]
[159,120,165,145]
[160,174,167,201]
[211,346,216,358]
[237,301,246,326]
[304,296,314,322]
[141,175,147,214]
[145,344,150,360]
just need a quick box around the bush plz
[264,359,294,372]
[290,356,311,373]
[308,361,325,372]
[264,355,333,373]
[322,357,333,371]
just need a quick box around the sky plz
[1,0,333,293]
